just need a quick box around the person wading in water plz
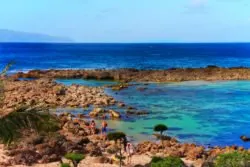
[101,120,108,138]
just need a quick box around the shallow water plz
[56,79,117,87]
[56,79,250,148]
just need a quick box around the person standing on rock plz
[101,120,108,136]
[90,120,96,134]
[126,142,135,165]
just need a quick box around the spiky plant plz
[0,63,13,107]
[0,105,60,145]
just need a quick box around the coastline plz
[12,66,250,82]
[1,68,250,166]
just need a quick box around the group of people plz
[89,119,135,165]
[89,119,108,136]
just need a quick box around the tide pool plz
[56,79,117,87]
[57,80,250,148]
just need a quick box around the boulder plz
[89,108,106,117]
[109,109,121,118]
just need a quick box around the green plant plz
[151,157,184,167]
[215,151,250,167]
[107,132,126,143]
[107,132,127,167]
[153,124,168,144]
[0,106,60,145]
[0,63,12,107]
[151,156,164,163]
[60,163,71,167]
[64,153,85,167]
[153,124,168,135]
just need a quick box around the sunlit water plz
[56,79,250,148]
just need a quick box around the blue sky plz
[0,0,250,42]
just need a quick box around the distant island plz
[0,29,73,43]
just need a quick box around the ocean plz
[2,43,250,147]
[1,43,250,72]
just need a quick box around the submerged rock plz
[108,109,121,118]
[89,108,106,117]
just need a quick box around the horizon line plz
[1,41,250,44]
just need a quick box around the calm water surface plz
[56,79,250,148]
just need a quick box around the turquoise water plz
[56,80,250,148]
[56,79,116,87]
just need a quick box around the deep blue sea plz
[1,43,250,72]
[2,43,250,147]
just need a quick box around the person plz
[101,120,108,136]
[90,120,96,134]
[125,142,134,165]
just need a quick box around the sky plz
[0,0,250,42]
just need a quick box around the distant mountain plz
[0,29,73,43]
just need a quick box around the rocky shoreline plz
[12,66,250,82]
[1,111,249,167]
[1,68,250,166]
[0,78,116,115]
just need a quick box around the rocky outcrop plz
[12,66,250,82]
[136,140,250,162]
[89,108,121,119]
[0,79,116,114]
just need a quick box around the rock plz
[108,109,121,118]
[240,135,250,142]
[27,135,44,145]
[126,110,149,115]
[186,146,205,160]
[94,156,112,164]
[77,113,86,119]
[89,108,106,117]
[90,147,103,157]
[10,149,42,166]
[117,102,125,107]
[136,87,148,91]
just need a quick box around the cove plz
[56,79,250,148]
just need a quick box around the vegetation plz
[107,132,127,167]
[0,63,12,107]
[153,124,168,144]
[0,63,60,146]
[154,124,168,135]
[0,106,60,145]
[215,151,250,167]
[60,163,71,167]
[150,156,184,167]
[107,132,126,143]
[64,153,85,167]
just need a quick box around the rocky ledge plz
[12,66,250,82]
[0,78,116,114]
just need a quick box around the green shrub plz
[60,163,71,167]
[64,153,85,167]
[107,132,126,142]
[153,124,168,135]
[151,156,164,163]
[215,151,250,167]
[151,157,184,167]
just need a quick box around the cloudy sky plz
[0,0,250,42]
